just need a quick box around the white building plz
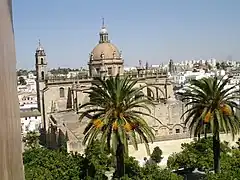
[20,109,42,135]
[67,71,79,78]
[17,76,37,93]
[27,72,36,79]
[18,92,38,110]
[124,67,137,71]
[173,69,215,85]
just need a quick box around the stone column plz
[0,0,25,179]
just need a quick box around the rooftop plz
[20,109,41,118]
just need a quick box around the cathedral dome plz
[91,43,121,60]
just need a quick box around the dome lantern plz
[99,18,110,43]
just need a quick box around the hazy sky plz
[14,0,240,69]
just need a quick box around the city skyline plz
[14,0,240,69]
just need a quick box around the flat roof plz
[20,109,41,118]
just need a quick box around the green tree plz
[167,137,230,171]
[83,140,112,178]
[23,148,84,180]
[216,62,220,70]
[150,146,163,163]
[17,69,28,76]
[23,131,41,149]
[18,76,27,85]
[220,62,227,70]
[23,141,111,180]
[79,75,158,178]
[23,140,184,180]
[207,149,240,180]
[120,157,183,180]
[140,164,183,180]
[178,76,240,173]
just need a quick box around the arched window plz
[41,58,44,64]
[41,71,44,80]
[59,87,65,98]
[108,67,112,76]
[118,66,121,74]
[147,87,154,100]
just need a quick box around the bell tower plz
[35,40,47,114]
[35,39,47,82]
[35,39,49,137]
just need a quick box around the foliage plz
[17,69,28,76]
[150,146,163,163]
[24,148,83,180]
[84,140,112,176]
[115,156,142,178]
[206,149,240,180]
[179,76,240,140]
[24,141,110,180]
[57,130,68,151]
[50,67,79,75]
[220,62,227,70]
[167,137,231,171]
[24,140,183,180]
[117,158,183,180]
[122,164,183,180]
[18,76,27,85]
[178,76,240,173]
[141,164,182,180]
[216,62,220,70]
[79,75,158,177]
[165,136,240,180]
[23,131,41,149]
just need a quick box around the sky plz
[13,0,240,69]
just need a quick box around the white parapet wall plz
[129,133,240,166]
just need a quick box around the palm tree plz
[79,75,159,178]
[0,0,25,179]
[179,76,240,173]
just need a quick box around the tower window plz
[41,58,44,64]
[96,68,100,74]
[59,87,65,98]
[118,67,121,74]
[108,67,112,76]
[41,71,44,80]
[176,129,180,134]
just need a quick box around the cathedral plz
[35,20,188,151]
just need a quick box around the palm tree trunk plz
[0,0,25,179]
[213,132,220,173]
[204,124,207,139]
[116,142,125,178]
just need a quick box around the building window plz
[96,68,100,74]
[108,67,112,76]
[118,67,121,74]
[41,58,44,64]
[25,117,27,120]
[41,71,44,80]
[176,129,180,134]
[35,116,37,119]
[59,87,65,98]
[147,88,153,100]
